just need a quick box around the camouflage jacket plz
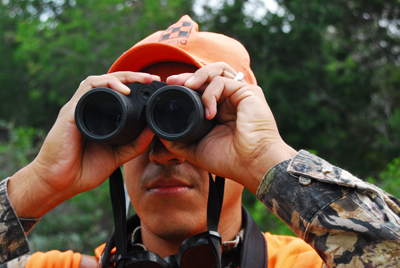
[0,178,39,267]
[1,150,400,267]
[257,150,400,267]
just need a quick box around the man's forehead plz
[140,62,198,82]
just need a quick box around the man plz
[2,15,400,268]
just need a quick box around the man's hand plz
[8,72,159,218]
[163,62,297,193]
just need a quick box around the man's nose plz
[149,138,185,165]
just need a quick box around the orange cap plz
[109,15,257,85]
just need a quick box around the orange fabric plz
[26,250,81,268]
[264,232,324,268]
[108,15,257,85]
[94,243,107,259]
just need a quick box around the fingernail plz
[185,76,195,87]
[122,85,131,95]
[205,107,210,118]
[151,75,161,81]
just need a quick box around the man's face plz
[124,138,244,243]
[124,138,209,242]
[123,62,244,244]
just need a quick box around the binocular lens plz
[82,93,122,136]
[153,92,195,135]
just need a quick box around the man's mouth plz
[148,186,192,196]
[147,177,193,197]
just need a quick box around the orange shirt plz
[264,232,323,268]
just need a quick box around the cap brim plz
[109,43,205,73]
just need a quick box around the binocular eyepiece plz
[75,81,216,145]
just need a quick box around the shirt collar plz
[129,226,244,252]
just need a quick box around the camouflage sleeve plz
[256,149,400,268]
[0,178,40,265]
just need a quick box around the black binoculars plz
[75,81,216,145]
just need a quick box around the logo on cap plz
[159,21,194,45]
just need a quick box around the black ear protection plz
[101,168,225,268]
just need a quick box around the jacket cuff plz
[256,150,347,238]
[0,178,32,263]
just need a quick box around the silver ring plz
[233,72,244,82]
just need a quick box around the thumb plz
[116,126,155,165]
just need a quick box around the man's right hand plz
[8,72,159,219]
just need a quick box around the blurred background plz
[1,0,400,255]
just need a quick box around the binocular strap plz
[206,174,225,268]
[108,168,128,268]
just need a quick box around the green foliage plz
[368,157,400,197]
[28,181,114,255]
[0,13,31,127]
[0,121,44,179]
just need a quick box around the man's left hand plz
[162,62,297,193]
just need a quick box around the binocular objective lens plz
[153,92,194,134]
[82,94,122,136]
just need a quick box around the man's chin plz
[146,222,208,243]
[140,211,208,243]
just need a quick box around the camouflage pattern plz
[257,149,400,267]
[0,179,34,265]
[0,255,30,268]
